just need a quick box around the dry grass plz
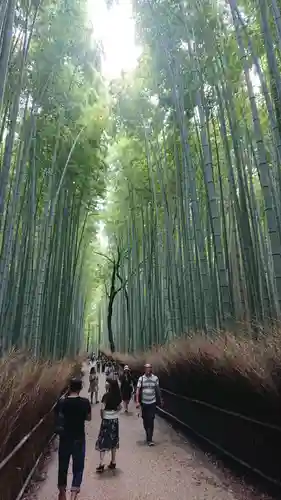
[0,352,82,500]
[105,328,281,487]
[107,329,281,406]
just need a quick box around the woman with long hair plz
[119,365,133,413]
[95,379,122,472]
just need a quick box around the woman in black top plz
[119,365,133,413]
[95,379,122,472]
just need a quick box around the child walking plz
[95,379,122,472]
[88,367,99,404]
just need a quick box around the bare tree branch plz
[93,251,115,265]
[104,283,109,298]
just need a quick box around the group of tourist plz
[88,351,120,377]
[88,351,107,373]
[55,361,162,500]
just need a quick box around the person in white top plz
[95,379,122,472]
[135,363,162,446]
[105,362,114,379]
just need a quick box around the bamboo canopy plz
[95,0,281,352]
[0,0,107,358]
[2,0,281,357]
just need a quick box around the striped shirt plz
[137,374,159,405]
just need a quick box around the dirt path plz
[29,368,268,500]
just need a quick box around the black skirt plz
[95,418,119,451]
[121,385,132,402]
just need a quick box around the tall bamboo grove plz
[98,0,281,352]
[0,0,106,358]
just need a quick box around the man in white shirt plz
[135,363,162,446]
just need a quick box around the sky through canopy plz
[88,0,141,80]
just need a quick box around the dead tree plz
[94,247,125,353]
[106,247,122,353]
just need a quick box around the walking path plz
[28,367,266,500]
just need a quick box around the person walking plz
[97,352,102,373]
[104,362,110,377]
[135,363,162,446]
[102,356,106,373]
[95,379,122,472]
[88,366,99,404]
[119,365,133,413]
[105,361,114,379]
[113,361,119,380]
[55,378,91,500]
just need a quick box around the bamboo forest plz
[1,0,281,358]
